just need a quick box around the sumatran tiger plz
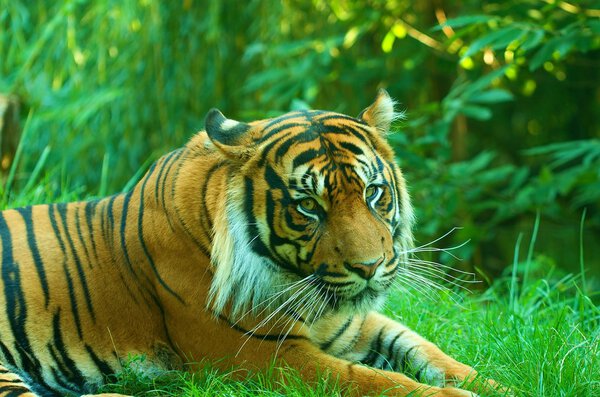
[0,91,500,397]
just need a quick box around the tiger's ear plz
[205,108,254,159]
[358,89,399,135]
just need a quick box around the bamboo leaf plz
[462,27,525,59]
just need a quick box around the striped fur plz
[0,91,500,396]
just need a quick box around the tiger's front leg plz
[167,309,475,397]
[311,311,497,394]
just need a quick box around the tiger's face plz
[247,116,406,309]
[206,90,413,314]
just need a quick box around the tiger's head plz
[206,90,414,319]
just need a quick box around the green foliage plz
[526,140,600,207]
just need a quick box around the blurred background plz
[1,0,599,287]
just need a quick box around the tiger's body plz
[0,91,498,397]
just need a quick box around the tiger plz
[0,90,501,397]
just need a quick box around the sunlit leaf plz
[520,29,545,52]
[432,14,493,31]
[530,35,575,70]
[343,26,361,48]
[462,27,525,59]
[381,30,395,53]
[460,104,492,120]
[469,89,514,104]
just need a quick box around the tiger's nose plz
[344,257,385,280]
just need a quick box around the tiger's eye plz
[365,185,377,199]
[299,198,318,212]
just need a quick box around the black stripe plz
[259,122,308,152]
[0,212,48,388]
[148,293,178,353]
[118,191,153,294]
[320,316,354,351]
[161,149,184,210]
[263,111,307,127]
[362,328,385,366]
[0,385,34,397]
[100,200,107,244]
[15,207,50,306]
[388,330,406,369]
[283,308,306,323]
[48,205,67,254]
[48,310,86,391]
[138,163,184,302]
[284,210,311,234]
[49,366,72,391]
[48,204,84,339]
[118,192,133,273]
[63,259,83,338]
[243,177,272,259]
[218,314,308,342]
[291,148,326,168]
[265,190,302,272]
[56,203,95,322]
[258,126,306,167]
[338,140,365,156]
[84,201,100,263]
[315,264,346,279]
[199,162,225,239]
[74,206,92,266]
[337,317,366,357]
[172,203,211,258]
[154,150,179,205]
[107,195,117,239]
[0,343,17,368]
[263,166,301,255]
[274,131,320,162]
[85,345,113,377]
[316,113,370,128]
[169,150,212,258]
[381,267,397,278]
[103,195,118,249]
[160,151,185,236]
[390,167,403,230]
[337,125,374,148]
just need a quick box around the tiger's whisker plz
[406,258,477,277]
[232,275,312,326]
[406,261,478,281]
[404,266,476,292]
[409,227,462,250]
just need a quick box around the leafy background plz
[1,0,599,284]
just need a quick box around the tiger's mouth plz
[321,284,386,312]
[313,269,395,311]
